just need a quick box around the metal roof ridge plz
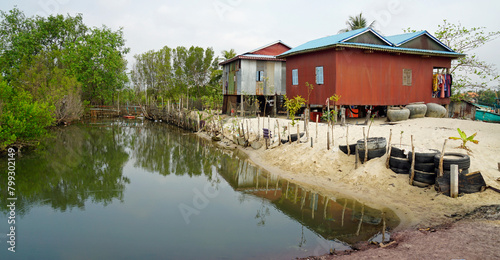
[246,40,292,55]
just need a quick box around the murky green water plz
[0,119,399,259]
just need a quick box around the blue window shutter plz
[256,71,260,81]
[316,66,324,84]
[292,69,298,85]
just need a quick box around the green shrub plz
[0,80,55,150]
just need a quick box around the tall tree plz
[406,20,500,96]
[338,12,375,33]
[0,8,129,105]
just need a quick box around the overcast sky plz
[3,0,500,85]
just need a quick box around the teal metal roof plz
[278,28,463,58]
[385,31,426,46]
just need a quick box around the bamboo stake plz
[386,129,393,169]
[409,135,416,185]
[439,139,448,177]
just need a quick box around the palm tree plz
[221,49,237,60]
[338,12,375,33]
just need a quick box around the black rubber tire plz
[356,137,387,150]
[435,176,450,195]
[437,168,469,179]
[390,167,409,174]
[433,153,470,170]
[389,157,410,169]
[414,162,436,172]
[459,171,486,194]
[412,170,436,184]
[390,146,406,158]
[409,149,440,163]
[339,144,357,155]
[357,147,386,163]
[412,180,430,188]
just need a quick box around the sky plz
[2,0,500,87]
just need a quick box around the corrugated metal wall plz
[285,48,452,106]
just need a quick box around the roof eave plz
[277,44,466,59]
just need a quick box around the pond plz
[0,119,399,259]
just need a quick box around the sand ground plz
[199,115,500,258]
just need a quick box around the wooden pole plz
[341,107,346,126]
[439,139,448,177]
[288,123,291,144]
[327,131,330,150]
[315,114,319,143]
[409,135,416,185]
[277,119,281,146]
[450,164,459,198]
[346,125,350,155]
[257,115,260,141]
[296,124,300,144]
[331,123,334,147]
[355,144,359,169]
[363,127,368,163]
[386,129,393,169]
[246,120,250,141]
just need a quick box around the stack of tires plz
[388,147,410,174]
[356,137,386,163]
[434,153,484,195]
[409,149,440,187]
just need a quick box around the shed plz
[220,41,291,116]
[278,28,465,115]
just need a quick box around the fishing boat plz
[123,115,136,119]
[475,109,500,123]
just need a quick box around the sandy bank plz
[200,116,500,231]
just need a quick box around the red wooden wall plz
[285,48,452,106]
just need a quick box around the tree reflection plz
[131,121,225,185]
[0,122,130,215]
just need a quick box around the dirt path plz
[299,205,500,260]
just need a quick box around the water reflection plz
[0,122,130,216]
[218,156,399,248]
[0,118,399,258]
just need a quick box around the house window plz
[292,69,298,85]
[256,71,264,82]
[316,66,324,85]
[403,69,412,86]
